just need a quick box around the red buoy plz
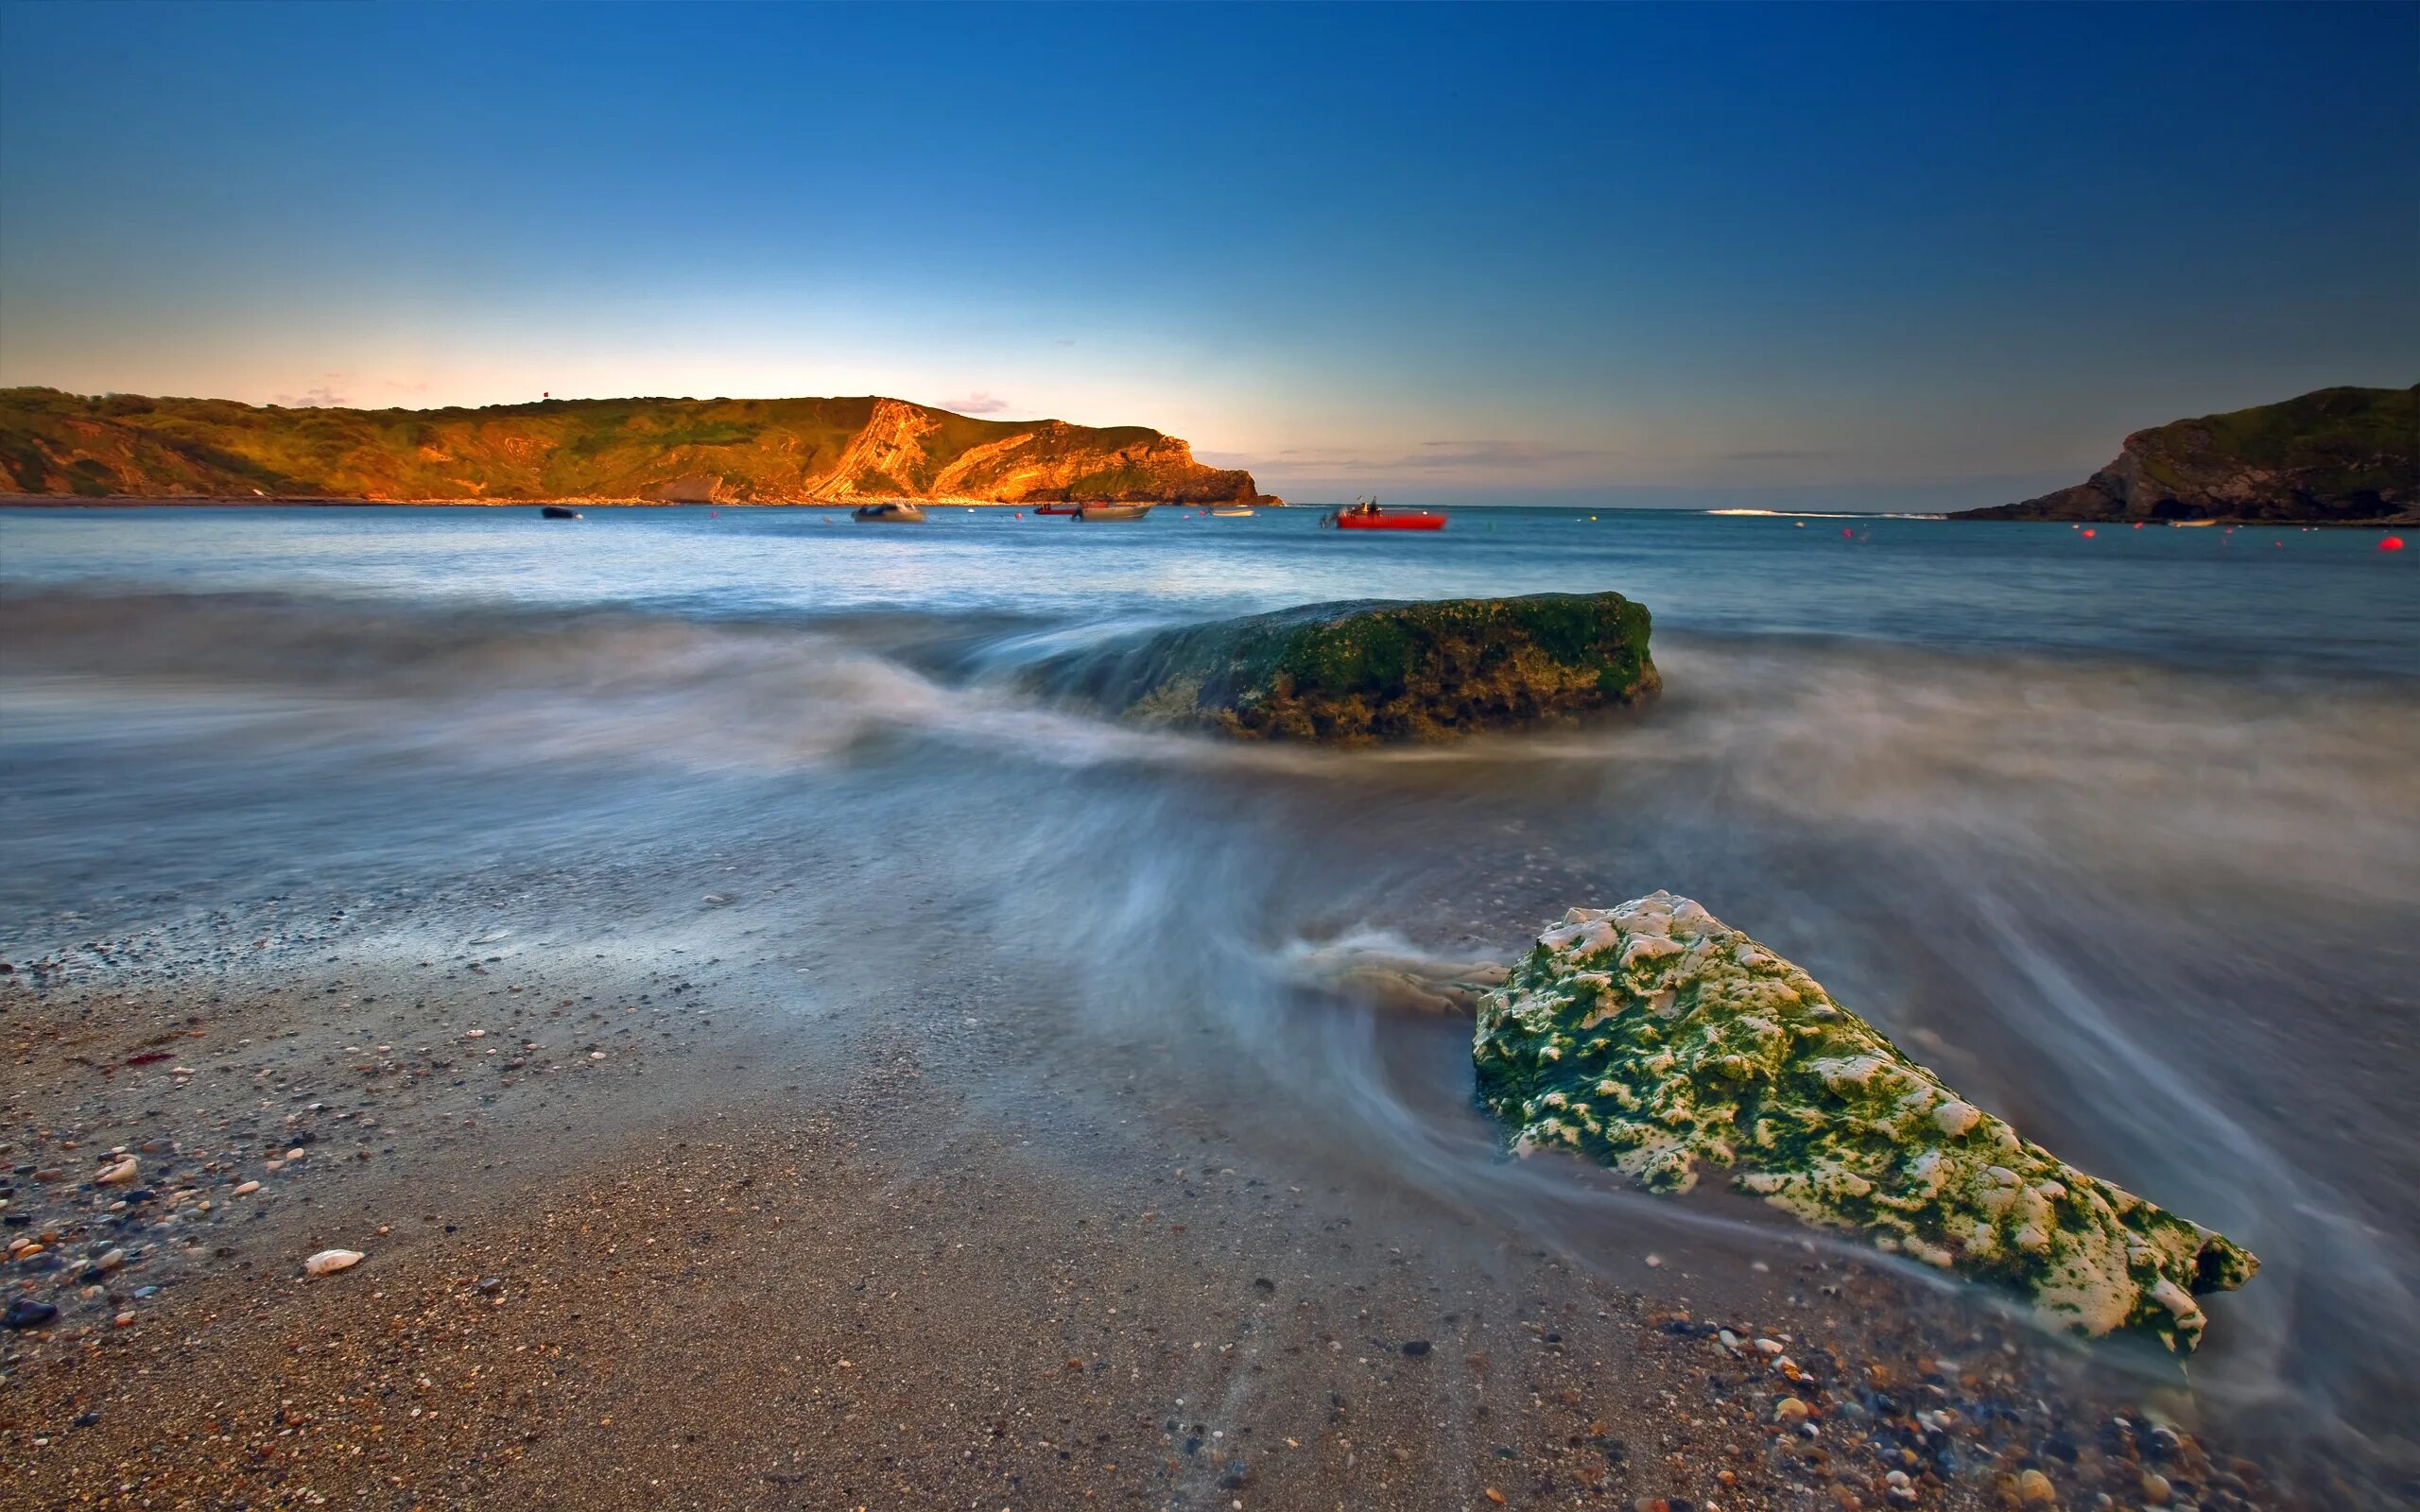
[1841,527,1854,538]
[2383,536,2406,552]
[2082,528,2097,538]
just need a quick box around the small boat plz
[1324,496,1443,531]
[1209,504,1255,518]
[852,501,926,524]
[1074,503,1152,522]
[1031,503,1081,516]
[540,505,582,520]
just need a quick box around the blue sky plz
[1,1,2412,507]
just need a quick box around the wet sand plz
[0,882,2371,1511]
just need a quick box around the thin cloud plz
[1720,448,1842,462]
[1254,440,1620,474]
[1409,440,1621,470]
[938,391,1011,415]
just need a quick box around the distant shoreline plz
[1,494,2404,525]
[0,493,1222,509]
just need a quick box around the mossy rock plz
[1473,892,2257,1351]
[1035,592,1658,745]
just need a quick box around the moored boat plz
[540,505,582,519]
[1031,503,1081,515]
[851,501,926,523]
[1209,504,1255,518]
[1324,496,1444,531]
[1074,503,1152,522]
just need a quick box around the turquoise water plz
[3,503,2418,1456]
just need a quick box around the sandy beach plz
[0,868,2365,1510]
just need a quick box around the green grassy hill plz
[0,388,1272,505]
[1958,384,2417,523]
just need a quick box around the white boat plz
[1074,503,1152,522]
[852,501,926,523]
[1209,504,1254,518]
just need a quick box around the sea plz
[3,502,2416,1469]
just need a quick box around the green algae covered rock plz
[1472,892,2257,1351]
[1035,592,1657,745]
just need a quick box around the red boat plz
[1325,496,1444,531]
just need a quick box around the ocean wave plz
[6,585,2418,1452]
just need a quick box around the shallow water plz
[4,504,2416,1466]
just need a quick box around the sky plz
[0,2,2413,508]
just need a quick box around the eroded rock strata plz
[0,388,1273,506]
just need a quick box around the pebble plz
[304,1247,364,1277]
[92,1246,126,1273]
[1401,1339,1430,1356]
[4,1296,59,1330]
[96,1157,140,1186]
[2015,1468,2056,1503]
[233,1180,261,1196]
[1774,1397,1809,1424]
[2140,1471,2172,1505]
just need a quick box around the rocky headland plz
[0,388,1276,507]
[1032,591,1660,745]
[1956,384,2417,524]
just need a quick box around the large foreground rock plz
[1036,592,1658,745]
[1473,892,2257,1351]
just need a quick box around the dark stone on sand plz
[4,1297,59,1330]
[1402,1339,1431,1356]
[1032,592,1659,746]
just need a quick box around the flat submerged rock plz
[1035,591,1658,745]
[1472,891,2256,1351]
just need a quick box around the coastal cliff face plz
[0,389,1276,506]
[1957,384,2417,524]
